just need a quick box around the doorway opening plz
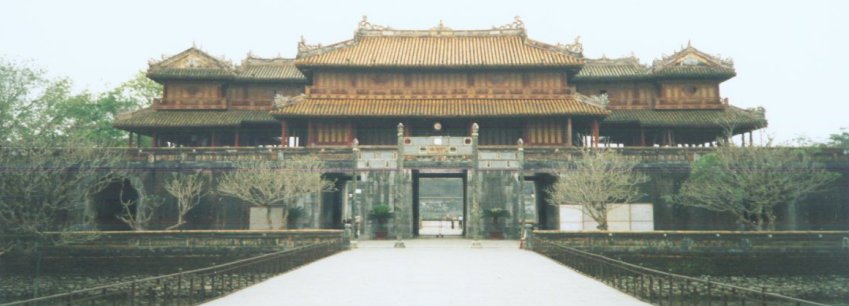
[412,171,467,237]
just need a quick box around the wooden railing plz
[116,147,849,167]
[531,239,830,306]
[153,98,227,110]
[305,87,571,99]
[532,230,849,255]
[654,97,726,110]
[228,98,273,110]
[2,242,344,306]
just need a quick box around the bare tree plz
[216,154,332,230]
[547,148,648,230]
[116,192,164,231]
[0,140,127,254]
[672,144,839,230]
[163,172,209,230]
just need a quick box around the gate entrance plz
[412,171,467,237]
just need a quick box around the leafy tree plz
[671,145,840,230]
[547,149,648,230]
[217,155,332,229]
[828,128,849,150]
[0,58,161,145]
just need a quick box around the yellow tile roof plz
[296,32,583,68]
[272,98,608,118]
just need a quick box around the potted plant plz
[369,205,394,239]
[287,206,305,229]
[483,208,510,239]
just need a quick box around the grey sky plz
[1,0,846,143]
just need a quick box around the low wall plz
[0,230,345,275]
[531,231,849,275]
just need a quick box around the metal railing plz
[532,240,829,306]
[2,242,344,306]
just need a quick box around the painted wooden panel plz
[315,121,350,145]
[527,119,564,145]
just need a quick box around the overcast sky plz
[1,0,846,143]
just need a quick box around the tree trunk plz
[166,215,185,230]
[280,207,289,230]
[596,220,608,231]
[265,206,273,230]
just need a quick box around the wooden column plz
[211,131,218,147]
[234,127,240,147]
[749,131,754,147]
[347,120,354,145]
[128,132,134,147]
[566,117,573,147]
[591,119,599,148]
[307,120,316,147]
[280,119,289,147]
[639,128,646,147]
[741,133,746,147]
[151,132,158,148]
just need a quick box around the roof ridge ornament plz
[575,92,609,109]
[357,15,391,32]
[652,42,734,70]
[430,19,452,31]
[493,16,525,30]
[273,93,306,109]
[298,36,324,53]
[553,35,583,56]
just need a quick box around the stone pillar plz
[393,123,412,239]
[469,123,482,241]
[566,117,573,147]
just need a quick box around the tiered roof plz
[146,47,306,82]
[113,109,276,130]
[272,97,608,118]
[236,57,306,81]
[573,56,650,81]
[605,106,766,128]
[574,43,736,82]
[295,17,584,69]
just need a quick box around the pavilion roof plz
[573,44,736,82]
[295,17,584,69]
[147,47,306,82]
[272,97,608,118]
[236,57,306,81]
[604,106,766,128]
[113,108,277,130]
[573,56,650,81]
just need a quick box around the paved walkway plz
[204,239,649,306]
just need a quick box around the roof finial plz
[513,16,524,28]
[687,39,692,48]
[192,41,197,49]
[359,15,370,29]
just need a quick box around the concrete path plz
[204,239,649,306]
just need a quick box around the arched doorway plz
[92,179,138,231]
